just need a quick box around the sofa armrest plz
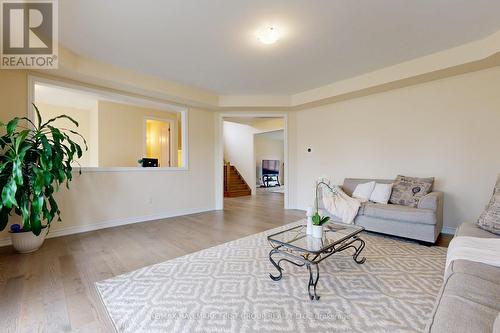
[418,191,443,211]
[419,191,444,241]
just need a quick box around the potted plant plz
[311,213,330,238]
[309,179,336,238]
[0,105,86,253]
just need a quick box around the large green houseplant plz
[0,105,87,252]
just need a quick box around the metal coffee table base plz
[269,236,366,300]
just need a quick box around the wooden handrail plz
[224,161,231,192]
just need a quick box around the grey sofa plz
[319,178,444,243]
[425,223,500,332]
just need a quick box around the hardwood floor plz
[0,191,451,332]
[0,191,302,332]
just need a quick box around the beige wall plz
[0,70,27,120]
[89,105,99,166]
[0,71,215,241]
[252,118,285,132]
[46,107,214,236]
[37,103,94,167]
[98,100,179,167]
[295,66,500,231]
[0,71,28,235]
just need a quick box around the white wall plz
[255,131,284,185]
[223,121,257,193]
[295,66,500,232]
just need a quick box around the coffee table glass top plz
[267,222,364,254]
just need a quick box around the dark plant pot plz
[10,226,48,253]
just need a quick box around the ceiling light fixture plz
[256,25,281,45]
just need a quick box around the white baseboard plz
[441,226,456,235]
[0,207,213,248]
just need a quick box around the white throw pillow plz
[352,181,376,202]
[370,183,394,204]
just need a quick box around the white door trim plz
[215,113,289,210]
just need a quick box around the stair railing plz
[224,161,231,193]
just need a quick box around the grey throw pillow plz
[477,194,500,235]
[389,175,434,207]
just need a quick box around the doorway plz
[215,113,289,210]
[144,118,173,167]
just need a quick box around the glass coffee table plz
[267,222,366,300]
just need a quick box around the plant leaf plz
[6,118,19,135]
[40,135,52,157]
[32,167,45,195]
[42,114,79,129]
[14,129,30,153]
[1,177,18,208]
[33,104,42,128]
[30,195,44,236]
[20,194,30,230]
[12,158,23,185]
[320,216,330,225]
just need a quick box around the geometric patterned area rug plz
[95,220,447,333]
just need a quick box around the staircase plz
[224,163,251,197]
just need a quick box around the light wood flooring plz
[0,191,451,332]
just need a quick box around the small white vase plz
[306,236,323,251]
[10,227,48,253]
[311,225,323,239]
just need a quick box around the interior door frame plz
[215,113,289,210]
[142,116,176,167]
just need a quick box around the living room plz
[0,1,499,332]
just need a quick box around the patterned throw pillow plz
[389,175,434,207]
[477,194,500,235]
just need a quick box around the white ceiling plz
[59,1,500,95]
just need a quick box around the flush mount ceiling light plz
[256,25,281,45]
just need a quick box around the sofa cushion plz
[369,183,393,204]
[427,272,500,333]
[361,203,436,225]
[342,178,393,197]
[352,181,376,202]
[456,222,500,239]
[389,175,434,207]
